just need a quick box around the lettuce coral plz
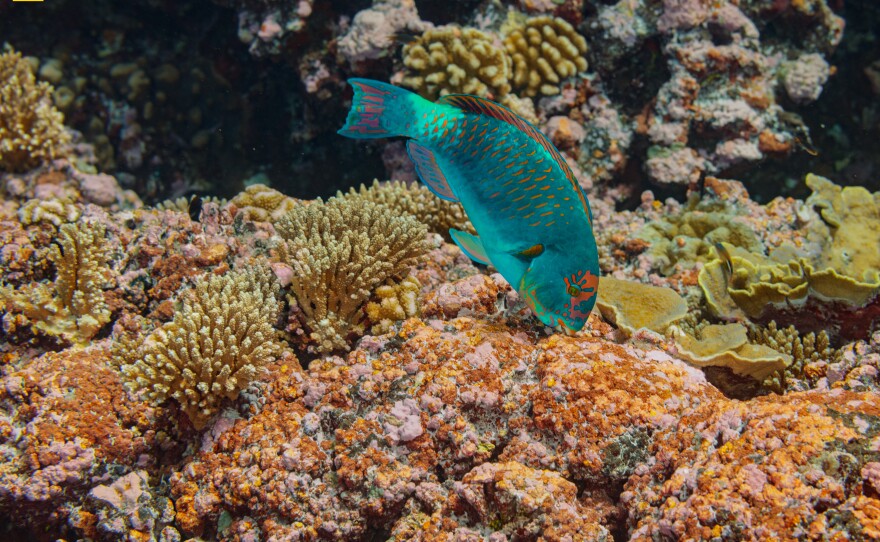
[275,195,429,353]
[121,265,284,430]
[0,48,70,172]
[698,175,880,341]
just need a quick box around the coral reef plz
[120,265,285,429]
[0,48,70,172]
[275,194,430,353]
[3,0,880,539]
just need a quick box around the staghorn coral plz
[345,179,473,239]
[366,275,421,335]
[230,183,298,222]
[275,195,429,353]
[121,265,285,430]
[402,26,511,100]
[0,48,70,172]
[503,15,588,97]
[1,220,111,344]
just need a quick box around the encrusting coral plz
[402,26,512,100]
[365,275,421,334]
[346,179,473,239]
[1,220,111,345]
[0,48,70,172]
[275,195,429,353]
[229,183,298,222]
[595,276,687,336]
[120,265,285,430]
[503,15,588,97]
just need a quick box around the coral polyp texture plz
[504,15,588,97]
[402,26,512,100]
[120,265,285,429]
[275,194,429,353]
[0,48,70,172]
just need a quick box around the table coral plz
[0,49,70,172]
[595,276,688,336]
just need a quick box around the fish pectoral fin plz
[406,140,459,202]
[517,244,544,259]
[450,229,490,266]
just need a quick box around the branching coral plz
[503,15,588,97]
[345,179,473,240]
[748,321,833,380]
[17,197,81,227]
[1,220,111,344]
[0,49,70,172]
[121,266,285,430]
[402,26,511,100]
[275,195,429,353]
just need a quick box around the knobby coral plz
[402,26,512,100]
[503,15,588,97]
[275,195,429,353]
[230,183,298,222]
[0,48,70,172]
[121,266,285,429]
[1,220,111,344]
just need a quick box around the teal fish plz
[338,79,600,332]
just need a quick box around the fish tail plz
[338,79,414,139]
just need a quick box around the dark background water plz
[1,0,877,204]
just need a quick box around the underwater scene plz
[1,0,880,540]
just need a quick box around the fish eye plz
[566,284,580,296]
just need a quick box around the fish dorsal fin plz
[438,94,591,220]
[406,140,458,202]
[450,229,490,266]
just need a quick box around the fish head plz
[518,253,599,333]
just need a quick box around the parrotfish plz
[338,79,600,332]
